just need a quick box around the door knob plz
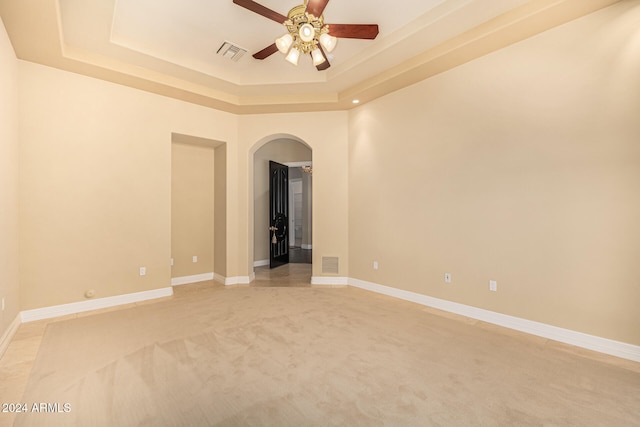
[269,226,278,231]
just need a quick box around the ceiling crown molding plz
[0,0,620,114]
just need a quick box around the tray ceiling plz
[0,0,620,113]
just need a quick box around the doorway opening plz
[252,137,312,286]
[286,163,312,264]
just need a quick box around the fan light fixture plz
[311,48,325,66]
[285,47,301,65]
[276,3,337,68]
[275,33,293,53]
[234,0,380,70]
[319,33,337,52]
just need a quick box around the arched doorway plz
[251,136,312,286]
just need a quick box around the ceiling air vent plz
[216,41,247,62]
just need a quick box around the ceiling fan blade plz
[314,46,331,71]
[326,24,379,39]
[253,43,279,60]
[316,59,331,71]
[232,0,287,24]
[306,0,330,18]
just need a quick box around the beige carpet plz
[14,282,640,426]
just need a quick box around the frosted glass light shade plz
[285,47,300,65]
[299,23,315,42]
[275,34,293,54]
[319,33,337,52]
[311,48,326,66]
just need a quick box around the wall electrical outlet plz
[139,267,146,276]
[170,258,174,266]
[489,280,497,292]
[444,273,452,283]
[192,256,198,263]
[373,261,379,270]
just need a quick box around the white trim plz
[224,276,252,286]
[214,274,252,286]
[283,161,312,168]
[171,272,214,286]
[20,287,174,323]
[311,276,348,285]
[348,278,640,363]
[0,314,21,360]
[253,259,269,267]
[301,244,312,250]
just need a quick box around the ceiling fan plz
[232,0,379,70]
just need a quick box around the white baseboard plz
[20,287,174,323]
[171,273,214,286]
[215,274,252,286]
[0,314,21,360]
[311,276,348,285]
[253,259,269,267]
[348,278,640,363]
[9,274,637,363]
[224,276,252,286]
[301,244,312,250]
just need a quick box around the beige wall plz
[0,19,20,338]
[253,139,312,263]
[171,143,215,278]
[16,61,348,309]
[348,1,640,345]
[5,1,638,349]
[239,113,349,279]
[18,61,237,310]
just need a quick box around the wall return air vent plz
[322,257,339,275]
[216,41,247,62]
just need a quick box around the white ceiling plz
[108,0,448,86]
[0,0,621,112]
[58,0,535,95]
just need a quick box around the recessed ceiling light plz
[352,99,360,104]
